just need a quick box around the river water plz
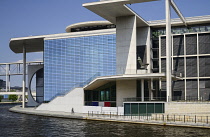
[1,104,210,137]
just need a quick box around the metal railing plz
[124,96,210,102]
[87,111,210,125]
[124,97,166,102]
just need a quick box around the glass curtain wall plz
[44,34,116,101]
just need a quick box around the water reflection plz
[0,104,210,137]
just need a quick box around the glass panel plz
[105,90,110,101]
[124,103,131,116]
[155,103,164,113]
[139,103,146,114]
[100,91,105,101]
[147,103,155,114]
[131,103,138,116]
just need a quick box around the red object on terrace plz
[104,102,111,107]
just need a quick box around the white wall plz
[165,102,210,114]
[36,88,84,113]
[116,80,136,107]
[116,16,137,74]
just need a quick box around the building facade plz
[8,0,210,114]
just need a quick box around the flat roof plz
[9,14,210,54]
[84,73,182,90]
[83,0,158,27]
[65,21,112,32]
[9,29,115,53]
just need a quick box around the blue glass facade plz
[44,34,116,101]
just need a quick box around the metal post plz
[195,115,196,123]
[166,0,172,102]
[8,64,10,91]
[174,115,175,122]
[141,80,144,102]
[22,46,26,108]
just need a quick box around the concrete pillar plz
[148,80,152,101]
[22,46,26,108]
[166,0,172,102]
[116,16,137,74]
[116,80,136,106]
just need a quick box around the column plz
[22,46,26,108]
[6,64,8,92]
[166,0,172,102]
[9,64,10,91]
[116,16,137,74]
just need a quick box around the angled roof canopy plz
[83,0,159,27]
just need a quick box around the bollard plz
[207,116,208,124]
[110,112,111,118]
[88,111,89,116]
[92,111,93,117]
[174,115,175,122]
[195,115,196,123]
[131,113,132,120]
[162,114,164,121]
[184,115,185,123]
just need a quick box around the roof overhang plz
[83,0,159,27]
[65,21,112,32]
[10,36,44,53]
[84,73,182,90]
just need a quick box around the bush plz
[8,94,18,102]
[8,90,18,102]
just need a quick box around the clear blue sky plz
[0,0,210,86]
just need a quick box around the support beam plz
[22,46,26,108]
[170,0,187,26]
[166,0,172,102]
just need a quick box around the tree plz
[8,90,18,102]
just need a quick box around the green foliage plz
[9,94,18,102]
[0,95,3,102]
[8,89,18,102]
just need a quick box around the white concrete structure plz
[37,88,84,113]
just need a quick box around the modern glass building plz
[8,0,210,115]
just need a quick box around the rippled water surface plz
[1,104,210,137]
